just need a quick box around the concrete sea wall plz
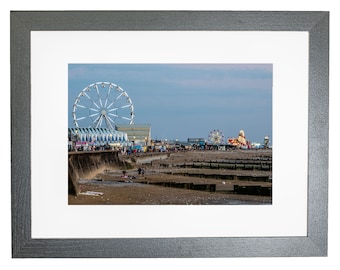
[68,151,129,195]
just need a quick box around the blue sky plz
[68,64,272,143]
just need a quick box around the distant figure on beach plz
[138,167,142,175]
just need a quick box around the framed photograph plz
[11,11,329,257]
[67,63,273,206]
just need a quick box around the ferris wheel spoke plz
[92,114,101,127]
[89,108,99,112]
[106,115,116,124]
[83,92,101,109]
[120,104,131,109]
[76,104,87,109]
[106,85,113,106]
[99,98,103,107]
[99,116,104,127]
[106,102,115,110]
[107,84,113,94]
[120,116,132,121]
[92,101,101,109]
[95,115,104,128]
[108,107,118,112]
[82,91,93,101]
[108,112,118,117]
[115,92,124,101]
[104,116,115,131]
[94,84,100,99]
[76,117,87,121]
[89,112,99,118]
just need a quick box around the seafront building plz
[115,124,151,146]
[68,126,270,152]
[68,127,129,150]
[68,124,152,151]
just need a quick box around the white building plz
[68,127,129,145]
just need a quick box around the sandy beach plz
[69,149,272,205]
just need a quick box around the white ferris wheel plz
[72,82,134,130]
[208,129,225,145]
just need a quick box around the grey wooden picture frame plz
[11,11,329,258]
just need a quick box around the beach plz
[69,149,272,205]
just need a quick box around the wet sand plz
[69,149,272,205]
